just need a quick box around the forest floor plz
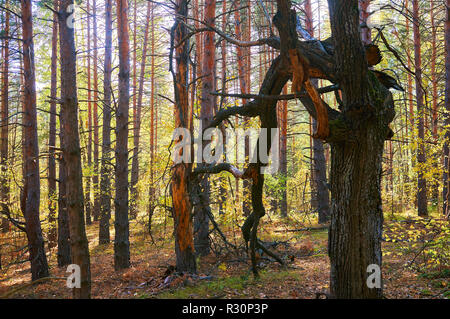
[0,209,449,299]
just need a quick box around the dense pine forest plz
[0,0,449,300]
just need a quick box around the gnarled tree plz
[190,0,395,298]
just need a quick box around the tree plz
[47,0,58,248]
[58,0,91,298]
[193,0,216,257]
[92,0,100,222]
[171,0,197,273]
[85,0,93,225]
[412,0,427,217]
[114,0,131,270]
[444,0,450,219]
[305,0,330,224]
[1,0,10,233]
[148,2,156,233]
[130,1,152,218]
[324,0,395,298]
[21,0,50,281]
[99,0,113,244]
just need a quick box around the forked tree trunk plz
[412,0,427,217]
[59,0,91,298]
[171,0,196,273]
[21,0,50,281]
[114,0,131,270]
[99,0,113,244]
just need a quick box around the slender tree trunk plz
[130,1,152,218]
[412,0,427,217]
[171,0,196,273]
[279,85,288,217]
[91,0,100,222]
[99,0,113,244]
[218,0,227,216]
[59,0,91,298]
[148,3,156,233]
[85,0,92,225]
[47,0,58,247]
[114,0,131,270]
[305,0,329,223]
[430,0,439,204]
[21,0,50,281]
[443,0,450,218]
[1,1,10,233]
[130,0,138,218]
[194,0,216,256]
[234,2,251,216]
[359,0,371,44]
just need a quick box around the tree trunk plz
[359,0,371,44]
[412,0,427,217]
[84,0,92,225]
[279,85,288,217]
[21,0,50,281]
[130,1,152,218]
[194,0,216,257]
[59,0,91,298]
[114,0,131,270]
[305,0,330,223]
[171,0,196,273]
[148,3,156,233]
[130,0,138,218]
[1,1,10,233]
[57,125,71,267]
[235,3,251,216]
[99,0,113,244]
[443,0,450,219]
[326,0,395,298]
[47,0,58,247]
[92,0,100,222]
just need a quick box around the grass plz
[154,269,303,299]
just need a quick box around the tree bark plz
[194,0,216,257]
[1,1,10,233]
[99,0,113,244]
[114,0,131,270]
[443,0,450,219]
[84,0,93,226]
[279,85,288,217]
[148,3,156,233]
[130,1,152,218]
[305,0,330,223]
[47,0,58,247]
[92,0,100,222]
[21,0,50,281]
[59,0,91,298]
[171,0,196,273]
[412,0,427,217]
[325,0,395,298]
